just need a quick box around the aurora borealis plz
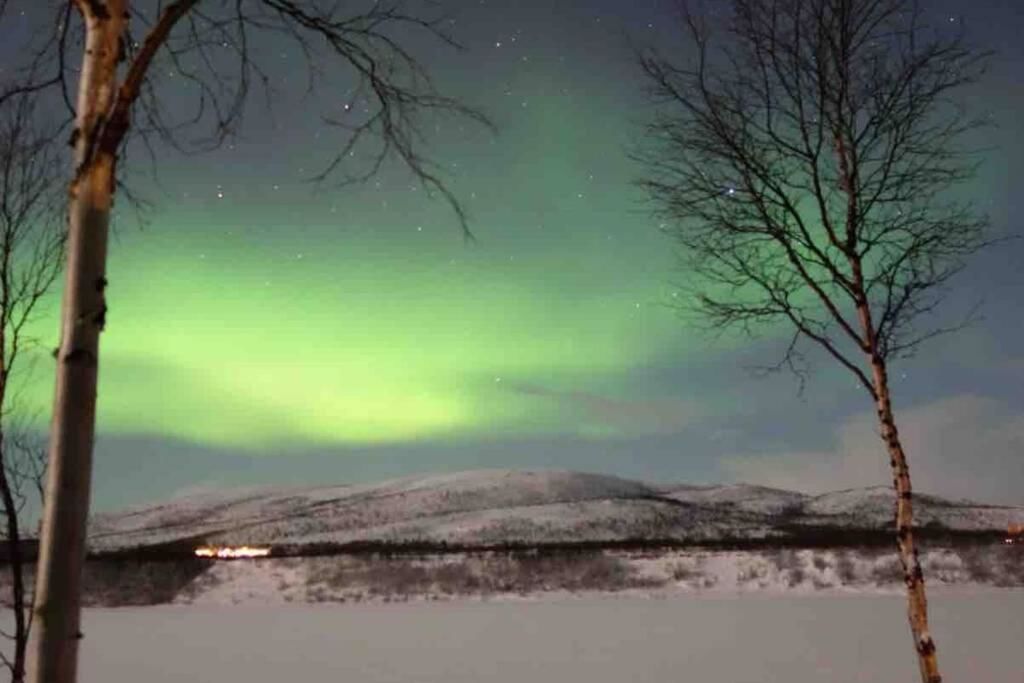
[85,217,689,447]
[5,0,1023,510]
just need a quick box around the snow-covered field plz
[79,591,1024,682]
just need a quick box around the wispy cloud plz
[507,382,702,436]
[722,394,1024,504]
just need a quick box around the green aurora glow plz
[21,174,713,448]
[7,0,1021,503]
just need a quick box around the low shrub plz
[669,561,702,582]
[961,547,995,583]
[82,558,211,606]
[303,550,655,600]
[835,551,858,584]
[871,557,904,585]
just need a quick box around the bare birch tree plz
[0,428,48,683]
[0,82,63,683]
[633,1,993,681]
[5,2,492,682]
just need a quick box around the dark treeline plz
[31,527,1006,565]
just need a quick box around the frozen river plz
[79,591,1023,682]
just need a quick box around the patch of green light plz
[19,218,706,448]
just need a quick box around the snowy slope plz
[88,470,704,550]
[661,483,809,515]
[799,486,1021,530]
[87,469,1023,552]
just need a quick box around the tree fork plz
[845,136,942,683]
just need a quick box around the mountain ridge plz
[87,469,1023,552]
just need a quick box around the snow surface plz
[662,482,809,515]
[86,469,1024,551]
[76,592,1024,683]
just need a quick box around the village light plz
[194,545,271,559]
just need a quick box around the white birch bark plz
[27,2,125,681]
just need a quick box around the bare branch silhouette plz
[634,1,995,680]
[0,75,63,683]
[24,3,493,682]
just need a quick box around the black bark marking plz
[93,303,107,330]
[917,637,936,656]
[63,348,97,367]
[98,114,130,156]
[83,0,110,20]
[95,276,108,292]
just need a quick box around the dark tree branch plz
[634,4,993,679]
[9,0,494,240]
[0,63,61,683]
[634,0,992,387]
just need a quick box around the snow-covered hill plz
[660,483,809,515]
[87,469,1023,552]
[799,486,1018,530]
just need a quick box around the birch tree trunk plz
[27,2,125,682]
[869,354,941,683]
[853,267,941,682]
[843,128,941,683]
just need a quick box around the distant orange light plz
[194,545,271,559]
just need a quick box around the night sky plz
[5,0,1023,511]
